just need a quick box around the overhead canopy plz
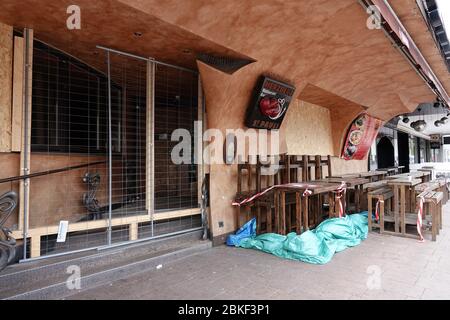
[0,0,449,122]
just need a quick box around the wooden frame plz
[12,209,201,258]
[146,59,155,217]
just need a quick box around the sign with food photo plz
[245,76,295,130]
[341,113,382,160]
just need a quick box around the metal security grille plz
[31,42,111,255]
[154,64,198,211]
[13,39,203,259]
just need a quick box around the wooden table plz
[379,168,397,176]
[363,180,388,192]
[415,181,440,193]
[320,177,369,213]
[388,171,431,183]
[274,182,342,235]
[359,171,388,182]
[387,178,422,236]
[328,173,360,179]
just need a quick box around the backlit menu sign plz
[245,77,295,130]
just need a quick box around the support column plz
[20,28,33,259]
[146,59,155,235]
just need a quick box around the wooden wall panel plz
[0,22,13,152]
[281,100,334,156]
[11,36,23,152]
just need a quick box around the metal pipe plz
[96,45,198,74]
[22,28,32,261]
[149,59,156,238]
[0,161,107,184]
[107,51,113,246]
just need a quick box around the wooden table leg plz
[296,192,302,233]
[281,191,286,235]
[368,194,372,231]
[355,185,361,213]
[400,185,406,235]
[394,185,399,233]
[328,191,335,218]
[266,203,272,233]
[379,197,385,234]
[274,191,279,234]
[303,195,309,231]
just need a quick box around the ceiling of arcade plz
[0,0,448,123]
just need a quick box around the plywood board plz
[11,36,23,152]
[0,22,13,152]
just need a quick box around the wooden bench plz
[417,190,443,241]
[367,187,394,233]
[436,179,449,204]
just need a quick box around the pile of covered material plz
[227,213,368,264]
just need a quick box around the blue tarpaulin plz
[227,212,368,264]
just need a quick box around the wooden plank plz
[280,191,286,235]
[11,208,201,239]
[400,185,406,235]
[296,192,301,232]
[387,178,422,186]
[30,236,40,258]
[364,180,388,191]
[0,23,12,152]
[11,36,23,152]
[129,222,138,241]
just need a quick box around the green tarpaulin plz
[236,212,368,264]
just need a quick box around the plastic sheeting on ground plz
[227,212,368,264]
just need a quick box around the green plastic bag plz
[237,212,368,264]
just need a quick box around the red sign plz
[245,76,295,130]
[341,113,382,160]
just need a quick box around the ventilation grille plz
[197,53,254,74]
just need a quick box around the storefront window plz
[409,135,418,164]
[419,138,426,163]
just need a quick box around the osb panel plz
[299,84,366,155]
[11,36,24,152]
[281,100,333,156]
[0,153,20,229]
[331,157,368,176]
[28,154,109,228]
[0,22,13,152]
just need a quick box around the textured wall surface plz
[0,22,12,152]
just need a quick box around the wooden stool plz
[367,187,393,233]
[417,190,443,241]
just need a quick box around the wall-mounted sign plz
[245,76,295,130]
[430,134,441,149]
[341,113,382,160]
